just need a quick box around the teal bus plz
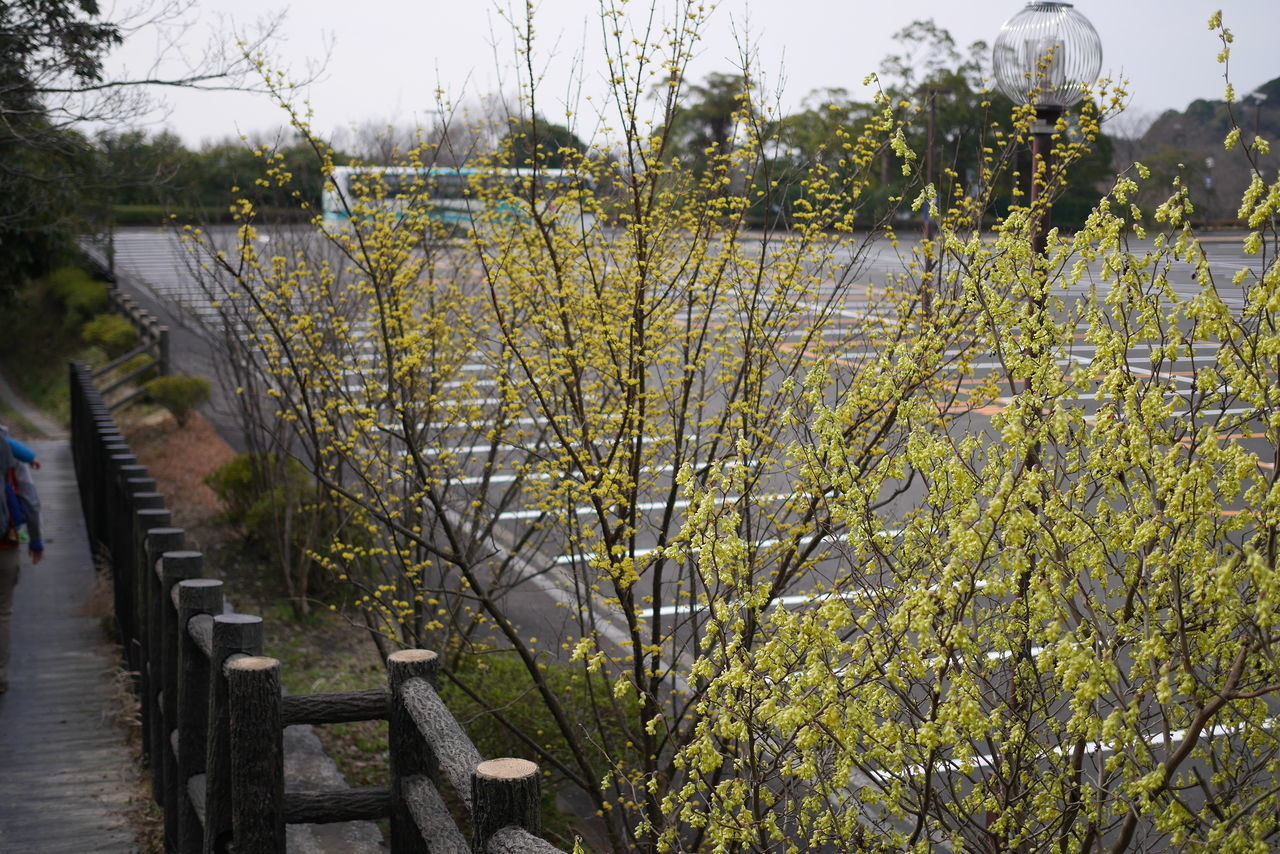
[321,166,595,232]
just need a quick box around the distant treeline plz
[93,131,341,225]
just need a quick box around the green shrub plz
[110,204,315,226]
[47,266,107,332]
[115,353,156,382]
[206,452,345,609]
[440,650,619,846]
[145,374,210,425]
[81,313,136,358]
[205,452,315,538]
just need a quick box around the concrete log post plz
[104,447,134,568]
[141,524,182,794]
[158,551,204,848]
[388,649,440,853]
[176,579,223,854]
[471,758,541,854]
[130,507,170,726]
[226,656,284,853]
[105,450,136,630]
[204,614,263,854]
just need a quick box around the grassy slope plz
[0,275,105,425]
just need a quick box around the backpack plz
[0,437,17,545]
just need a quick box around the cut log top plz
[389,649,439,665]
[226,655,279,672]
[475,758,538,781]
[174,577,222,611]
[214,613,261,627]
[160,550,203,580]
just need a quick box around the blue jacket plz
[0,428,41,551]
[7,436,35,465]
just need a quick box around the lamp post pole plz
[988,9,1102,837]
[921,87,950,318]
[1029,106,1062,257]
[924,88,939,245]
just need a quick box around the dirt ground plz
[123,409,236,536]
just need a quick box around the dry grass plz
[97,644,164,851]
[74,561,114,619]
[79,537,164,848]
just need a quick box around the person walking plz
[0,427,43,693]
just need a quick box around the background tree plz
[662,71,752,172]
[500,115,589,169]
[1,0,121,288]
[185,2,984,849]
[0,0,287,294]
[92,128,350,221]
[666,16,1280,853]
[874,20,1017,224]
[93,129,196,205]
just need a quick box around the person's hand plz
[29,460,40,470]
[30,548,43,565]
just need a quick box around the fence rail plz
[88,288,171,411]
[70,360,569,854]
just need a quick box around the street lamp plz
[1250,91,1267,139]
[988,5,1104,782]
[993,1,1102,254]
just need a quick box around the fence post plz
[130,507,170,736]
[159,551,204,849]
[204,613,263,854]
[471,758,542,854]
[103,446,133,561]
[388,649,440,853]
[145,529,185,800]
[126,475,157,495]
[105,449,136,614]
[116,464,151,555]
[157,325,171,375]
[116,484,158,648]
[138,523,180,789]
[176,579,223,854]
[226,656,284,853]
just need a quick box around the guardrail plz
[70,361,569,854]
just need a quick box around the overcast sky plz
[105,0,1279,147]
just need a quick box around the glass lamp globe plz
[992,1,1102,113]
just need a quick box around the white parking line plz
[902,716,1280,778]
[498,492,791,521]
[633,530,903,620]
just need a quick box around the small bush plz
[206,452,314,540]
[146,374,210,425]
[440,649,616,846]
[206,452,343,610]
[82,313,137,358]
[115,353,156,382]
[47,266,108,332]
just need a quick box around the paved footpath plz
[0,427,382,851]
[0,439,138,851]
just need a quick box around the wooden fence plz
[70,361,569,854]
[89,287,171,411]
